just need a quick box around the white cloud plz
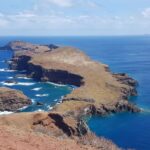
[0,12,9,27]
[142,8,150,18]
[0,18,9,27]
[47,0,73,7]
[1,5,150,35]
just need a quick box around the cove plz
[0,50,72,112]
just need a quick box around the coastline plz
[0,41,141,149]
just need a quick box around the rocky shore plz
[0,87,31,112]
[0,41,141,150]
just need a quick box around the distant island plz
[0,41,141,150]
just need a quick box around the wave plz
[1,81,35,86]
[17,76,31,80]
[17,82,35,86]
[31,99,35,103]
[35,94,49,97]
[1,82,16,86]
[0,68,16,72]
[32,87,42,91]
[0,111,13,115]
[47,105,53,110]
[7,76,14,79]
[35,109,45,112]
[0,68,7,72]
[47,82,67,87]
[18,106,28,111]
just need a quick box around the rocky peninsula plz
[0,41,141,150]
[6,41,140,116]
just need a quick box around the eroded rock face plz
[0,87,31,111]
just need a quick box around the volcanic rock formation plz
[0,87,31,111]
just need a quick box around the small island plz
[0,87,31,112]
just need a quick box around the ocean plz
[0,36,150,150]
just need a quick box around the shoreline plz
[0,41,141,149]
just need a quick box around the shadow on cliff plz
[48,113,75,136]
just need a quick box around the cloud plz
[0,18,9,27]
[46,0,73,7]
[0,13,9,27]
[0,11,148,35]
[142,8,150,18]
[1,2,150,35]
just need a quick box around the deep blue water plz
[0,36,150,150]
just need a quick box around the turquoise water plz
[0,49,72,112]
[0,36,150,150]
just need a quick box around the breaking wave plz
[35,94,49,97]
[32,87,42,91]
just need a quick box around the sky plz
[0,0,150,36]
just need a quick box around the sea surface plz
[0,36,150,150]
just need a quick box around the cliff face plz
[0,87,31,111]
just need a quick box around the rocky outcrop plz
[82,100,140,116]
[0,41,57,51]
[0,125,97,150]
[0,112,120,150]
[0,87,31,111]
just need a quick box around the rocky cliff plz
[0,87,31,111]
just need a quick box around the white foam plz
[17,76,30,80]
[54,99,58,102]
[17,82,35,86]
[7,77,14,79]
[0,111,13,115]
[0,68,16,72]
[35,94,49,97]
[32,87,42,91]
[31,99,35,103]
[48,82,66,87]
[0,68,7,72]
[56,100,62,105]
[1,82,16,86]
[36,109,45,112]
[7,60,13,64]
[48,106,53,110]
[1,81,35,86]
[18,106,28,111]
